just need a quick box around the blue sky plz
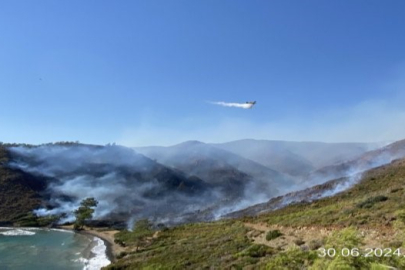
[1,1,405,146]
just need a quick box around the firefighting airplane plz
[245,101,256,109]
[209,101,257,109]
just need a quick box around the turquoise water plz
[0,228,109,270]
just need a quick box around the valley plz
[2,139,405,269]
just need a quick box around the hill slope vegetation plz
[105,157,405,269]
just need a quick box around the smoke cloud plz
[7,136,405,225]
[7,144,273,227]
[8,145,215,225]
[279,140,405,205]
[225,139,405,219]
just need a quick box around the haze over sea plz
[0,228,110,270]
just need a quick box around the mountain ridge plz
[135,141,295,199]
[212,139,379,177]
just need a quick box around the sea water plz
[0,227,110,270]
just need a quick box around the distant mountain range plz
[135,139,380,191]
[0,138,401,227]
[211,139,379,177]
[135,140,293,199]
[225,139,405,218]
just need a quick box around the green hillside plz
[0,145,47,225]
[251,158,405,228]
[105,158,405,269]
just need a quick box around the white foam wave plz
[81,237,111,270]
[0,227,40,230]
[50,228,74,233]
[0,229,36,236]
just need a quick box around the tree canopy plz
[74,197,98,230]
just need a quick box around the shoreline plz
[59,225,125,263]
[78,229,115,263]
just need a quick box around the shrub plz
[114,238,126,247]
[325,227,363,248]
[265,247,317,269]
[266,230,282,241]
[237,244,274,258]
[308,239,324,250]
[390,188,402,193]
[356,196,388,209]
[388,240,403,248]
[293,239,305,246]
[116,251,128,259]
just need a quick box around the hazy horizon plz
[0,137,393,149]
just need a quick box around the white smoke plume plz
[223,139,405,218]
[276,152,403,208]
[7,138,405,225]
[209,101,255,109]
[7,144,265,227]
[8,145,210,224]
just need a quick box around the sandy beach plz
[59,225,125,263]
